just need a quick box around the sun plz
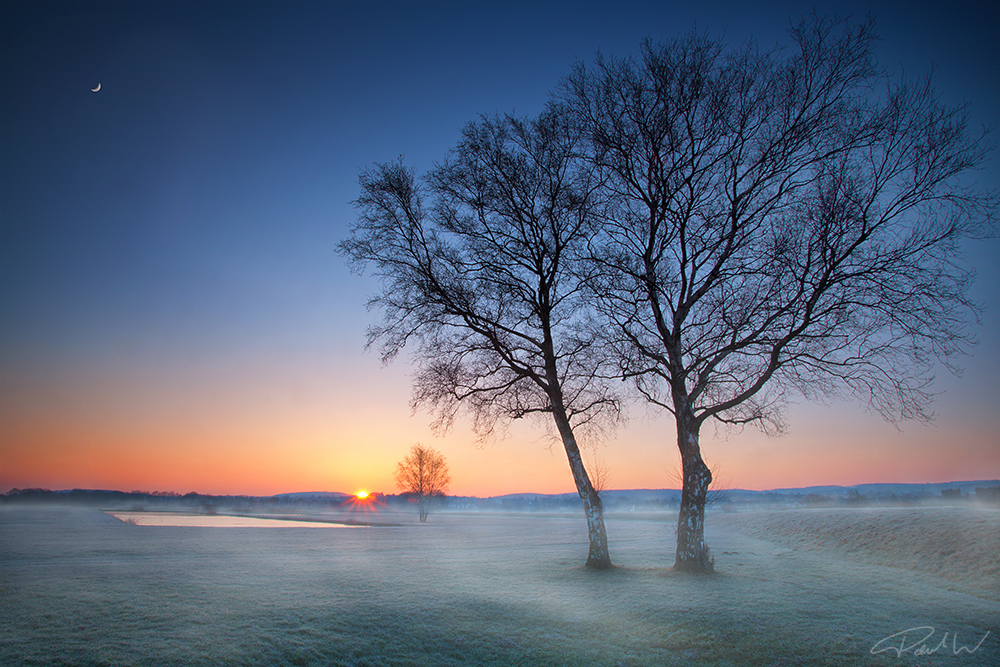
[346,490,379,513]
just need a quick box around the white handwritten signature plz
[871,626,991,657]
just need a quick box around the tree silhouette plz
[340,112,621,568]
[394,444,451,522]
[560,16,995,571]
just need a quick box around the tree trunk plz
[418,496,428,522]
[674,410,714,573]
[552,409,613,570]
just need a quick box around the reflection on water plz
[105,512,364,528]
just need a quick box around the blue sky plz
[1,0,997,495]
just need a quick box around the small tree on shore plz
[394,444,451,522]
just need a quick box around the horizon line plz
[4,479,999,499]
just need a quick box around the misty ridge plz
[3,480,998,515]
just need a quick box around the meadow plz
[1,505,996,666]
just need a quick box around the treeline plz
[1,488,353,510]
[445,495,680,512]
[0,488,471,513]
[789,487,1000,507]
[942,487,1000,504]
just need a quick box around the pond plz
[104,511,364,527]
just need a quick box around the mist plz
[1,505,995,665]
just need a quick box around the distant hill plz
[487,481,999,502]
[760,480,999,498]
[490,489,681,502]
[272,491,352,500]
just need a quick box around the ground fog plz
[1,505,996,666]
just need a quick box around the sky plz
[1,0,998,497]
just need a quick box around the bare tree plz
[339,111,621,568]
[560,16,995,572]
[394,444,451,522]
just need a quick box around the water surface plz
[105,511,361,527]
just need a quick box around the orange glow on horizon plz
[2,360,998,496]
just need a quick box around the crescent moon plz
[91,83,101,92]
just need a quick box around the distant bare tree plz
[705,463,731,508]
[561,16,996,571]
[668,462,730,507]
[340,111,621,568]
[588,453,613,498]
[394,444,451,522]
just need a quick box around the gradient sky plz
[2,0,998,497]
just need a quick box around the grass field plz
[1,505,996,666]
